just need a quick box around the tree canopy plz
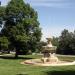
[57,29,75,55]
[0,0,42,57]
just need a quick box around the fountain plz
[21,37,75,66]
[41,37,58,63]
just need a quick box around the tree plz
[51,36,59,53]
[0,36,9,53]
[58,29,73,54]
[69,31,75,54]
[1,0,42,57]
[52,36,59,46]
[37,41,47,53]
[0,6,5,27]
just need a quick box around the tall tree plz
[1,0,42,57]
[58,29,73,54]
[0,6,5,28]
[70,31,75,54]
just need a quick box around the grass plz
[0,54,75,75]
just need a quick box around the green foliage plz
[0,36,9,50]
[16,35,29,42]
[36,41,47,52]
[57,29,75,55]
[52,36,59,46]
[0,6,5,17]
[0,6,5,27]
[0,0,42,57]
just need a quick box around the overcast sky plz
[0,0,75,41]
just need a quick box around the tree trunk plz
[15,50,18,58]
[7,50,10,54]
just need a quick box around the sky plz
[0,0,75,41]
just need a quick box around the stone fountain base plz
[21,53,75,66]
[41,53,59,63]
[21,58,75,66]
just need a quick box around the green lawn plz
[0,54,75,75]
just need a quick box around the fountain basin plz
[21,59,75,66]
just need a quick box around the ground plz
[0,54,75,75]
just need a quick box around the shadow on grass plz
[46,70,75,75]
[17,74,28,75]
[16,72,28,75]
[0,55,33,60]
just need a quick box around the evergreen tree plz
[58,29,73,54]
